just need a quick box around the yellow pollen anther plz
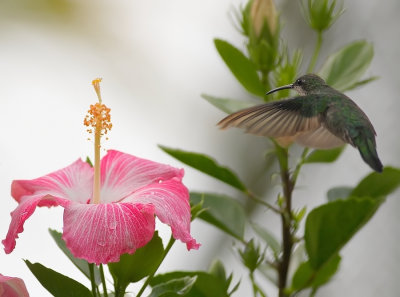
[83,103,112,136]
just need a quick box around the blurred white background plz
[0,0,399,296]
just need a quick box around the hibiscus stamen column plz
[84,78,112,204]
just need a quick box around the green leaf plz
[351,167,400,198]
[319,40,374,91]
[201,94,255,114]
[342,76,379,92]
[305,196,384,269]
[304,146,345,163]
[109,231,164,290]
[151,271,230,297]
[159,146,247,192]
[326,186,353,201]
[251,223,280,257]
[214,39,265,97]
[208,260,227,281]
[49,229,102,285]
[291,254,341,291]
[85,157,93,167]
[191,192,246,240]
[148,276,197,297]
[25,260,92,297]
[239,239,263,272]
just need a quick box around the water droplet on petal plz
[97,240,106,246]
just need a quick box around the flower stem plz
[307,31,323,73]
[136,235,176,297]
[88,263,98,297]
[99,264,108,297]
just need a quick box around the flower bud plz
[245,0,280,73]
[301,0,344,32]
[250,0,278,37]
[239,239,264,272]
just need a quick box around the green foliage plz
[148,276,197,297]
[158,1,384,297]
[208,260,227,281]
[291,254,341,291]
[159,145,247,192]
[108,232,164,291]
[272,49,303,99]
[319,40,375,91]
[190,192,246,240]
[251,223,280,258]
[49,229,102,285]
[305,168,400,271]
[25,260,92,297]
[351,167,400,198]
[305,196,384,269]
[214,39,265,97]
[300,0,344,32]
[150,272,231,297]
[239,239,264,272]
[201,94,255,114]
[304,146,345,163]
[326,186,352,201]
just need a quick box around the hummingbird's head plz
[267,74,326,96]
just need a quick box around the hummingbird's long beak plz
[266,84,293,95]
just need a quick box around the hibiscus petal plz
[100,150,184,203]
[0,274,30,297]
[124,179,200,250]
[2,195,69,254]
[63,202,156,264]
[12,159,93,204]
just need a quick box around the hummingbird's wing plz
[296,126,345,149]
[218,98,320,137]
[218,96,345,148]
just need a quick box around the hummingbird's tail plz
[354,135,383,173]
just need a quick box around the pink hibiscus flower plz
[2,150,199,264]
[0,274,29,297]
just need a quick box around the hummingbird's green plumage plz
[218,74,383,172]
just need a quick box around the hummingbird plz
[218,74,383,172]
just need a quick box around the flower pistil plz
[84,78,112,204]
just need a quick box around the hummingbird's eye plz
[296,79,302,85]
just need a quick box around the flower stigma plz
[84,78,112,204]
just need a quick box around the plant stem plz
[88,263,97,297]
[99,264,108,297]
[274,144,294,297]
[261,70,271,101]
[114,280,126,297]
[307,31,323,73]
[247,190,282,214]
[309,287,317,297]
[250,272,267,297]
[136,235,176,297]
[292,148,309,184]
